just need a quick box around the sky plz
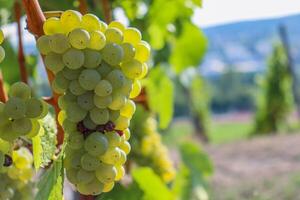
[193,0,300,27]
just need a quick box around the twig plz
[14,1,28,84]
[0,70,8,102]
[100,0,112,23]
[78,0,88,15]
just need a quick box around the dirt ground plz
[206,134,300,200]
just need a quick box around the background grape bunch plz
[36,10,150,195]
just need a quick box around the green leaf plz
[35,154,64,200]
[146,67,174,129]
[132,167,173,200]
[97,182,143,200]
[32,126,44,171]
[171,164,192,200]
[170,22,207,73]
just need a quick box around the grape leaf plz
[32,126,44,171]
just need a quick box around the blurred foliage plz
[253,42,294,134]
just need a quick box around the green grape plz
[26,119,41,138]
[123,128,131,140]
[105,131,121,147]
[117,150,127,165]
[120,99,136,118]
[105,69,125,89]
[36,35,51,55]
[84,132,108,156]
[109,109,120,122]
[119,141,131,154]
[134,41,151,62]
[71,152,84,169]
[88,31,106,50]
[108,93,126,110]
[68,28,90,49]
[121,43,135,62]
[4,97,26,119]
[66,168,79,184]
[81,14,102,32]
[115,165,125,181]
[97,62,113,77]
[95,80,112,97]
[94,95,112,108]
[99,20,108,32]
[79,69,101,90]
[114,115,130,131]
[66,103,87,122]
[63,119,77,133]
[0,29,4,44]
[83,49,102,68]
[108,21,125,32]
[60,10,82,33]
[77,92,95,110]
[138,63,148,79]
[103,182,114,193]
[77,178,104,195]
[9,82,31,100]
[0,122,20,142]
[81,153,101,171]
[89,107,109,125]
[123,27,142,45]
[45,52,65,74]
[52,78,66,94]
[69,80,86,95]
[58,110,66,126]
[129,79,141,98]
[100,147,121,165]
[65,90,78,101]
[25,98,48,119]
[54,71,70,90]
[105,28,123,44]
[0,46,5,63]
[95,163,117,184]
[82,116,97,130]
[121,59,143,79]
[101,43,124,66]
[62,68,81,80]
[49,33,70,54]
[120,78,133,95]
[68,132,84,150]
[11,118,32,135]
[63,48,84,69]
[77,168,94,184]
[43,17,63,35]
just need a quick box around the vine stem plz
[21,0,64,146]
[0,70,8,102]
[100,0,112,23]
[78,0,88,15]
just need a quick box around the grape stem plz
[100,0,112,23]
[78,0,88,15]
[0,70,8,102]
[14,1,28,84]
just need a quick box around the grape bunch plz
[0,82,48,142]
[0,29,5,63]
[36,10,150,195]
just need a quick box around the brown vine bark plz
[78,0,88,15]
[100,0,112,23]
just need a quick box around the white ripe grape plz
[101,43,124,66]
[84,132,108,156]
[95,163,117,184]
[68,28,90,49]
[99,20,108,32]
[58,110,66,126]
[138,63,148,79]
[78,69,101,90]
[83,49,102,68]
[0,121,20,142]
[71,152,84,169]
[120,99,136,118]
[36,35,51,55]
[69,80,86,96]
[89,107,109,125]
[26,119,41,138]
[124,128,131,140]
[45,52,65,74]
[105,69,125,89]
[109,110,120,122]
[49,34,70,54]
[54,71,70,90]
[77,178,104,196]
[65,90,78,101]
[105,131,121,147]
[68,132,84,150]
[60,10,82,33]
[0,46,5,63]
[135,41,151,62]
[66,168,79,184]
[115,166,125,181]
[88,31,106,50]
[66,103,87,122]
[108,21,125,32]
[0,29,4,44]
[77,169,94,184]
[103,182,114,193]
[95,80,112,97]
[108,93,126,110]
[97,62,113,77]
[114,115,130,131]
[80,153,101,171]
[62,68,81,80]
[121,59,143,79]
[120,78,133,95]
[63,119,77,133]
[63,48,84,69]
[52,78,66,94]
[105,28,123,44]
[123,27,142,45]
[119,141,131,154]
[77,92,95,110]
[12,118,32,135]
[100,147,121,165]
[121,43,135,62]
[9,82,31,100]
[4,97,26,119]
[25,98,47,118]
[43,17,63,35]
[94,95,112,109]
[81,14,102,32]
[129,79,142,98]
[83,116,97,130]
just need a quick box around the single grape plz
[49,34,70,54]
[52,79,66,94]
[117,150,127,165]
[67,132,84,150]
[84,132,108,156]
[95,80,112,97]
[58,110,66,126]
[100,147,121,165]
[0,46,5,63]
[109,110,120,122]
[114,115,130,131]
[94,95,112,109]
[97,62,113,77]
[77,168,94,184]
[129,79,141,98]
[134,41,151,62]
[60,10,82,33]
[0,29,4,44]
[108,21,125,32]
[99,20,108,32]
[65,90,78,101]
[108,93,126,110]
[26,119,41,138]
[105,131,121,147]
[4,97,26,119]
[120,78,133,95]
[54,71,70,91]
[105,69,125,89]
[68,28,90,49]
[43,17,63,35]
[81,14,102,32]
[120,99,136,118]
[123,128,131,140]
[81,153,101,171]
[121,43,135,62]
[121,59,143,79]
[71,152,84,169]
[83,49,102,68]
[63,119,77,133]
[95,163,117,184]
[62,68,81,80]
[101,43,124,66]
[119,141,131,154]
[77,178,104,195]
[69,80,86,96]
[88,31,106,50]
[25,98,47,119]
[9,82,31,100]
[123,27,142,45]
[105,28,123,44]
[138,63,148,79]
[63,48,84,69]
[36,35,51,55]
[66,103,87,122]
[115,165,125,181]
[77,92,95,111]
[78,69,101,90]
[44,52,65,74]
[66,168,79,184]
[89,107,109,125]
[0,121,20,142]
[83,116,97,130]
